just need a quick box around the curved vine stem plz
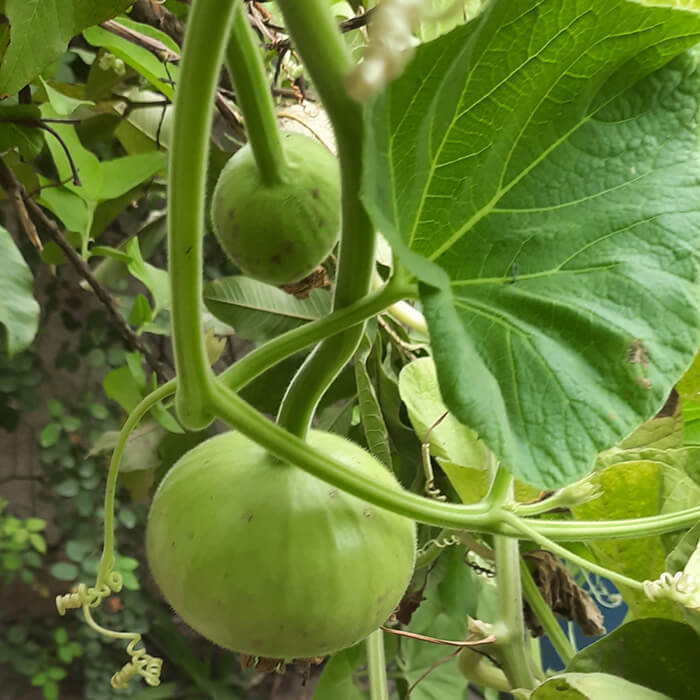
[491,479,536,690]
[275,0,377,438]
[96,380,176,588]
[366,629,389,700]
[168,0,236,430]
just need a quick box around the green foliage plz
[1,1,700,698]
[363,0,700,488]
[0,498,46,584]
[0,225,40,356]
[566,618,700,700]
[0,0,134,97]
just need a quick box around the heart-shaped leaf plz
[363,0,700,487]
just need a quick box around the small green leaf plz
[62,415,82,432]
[40,77,94,116]
[90,403,109,420]
[29,533,46,554]
[47,399,64,419]
[42,680,59,700]
[50,562,79,581]
[66,539,92,563]
[54,627,68,646]
[118,508,137,529]
[2,552,21,571]
[47,667,67,681]
[7,625,27,645]
[24,518,45,532]
[128,293,153,327]
[75,491,94,516]
[0,225,40,357]
[54,478,79,498]
[40,422,62,448]
[104,366,143,413]
[125,238,170,314]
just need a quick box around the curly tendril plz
[416,533,460,559]
[111,638,164,689]
[55,571,123,615]
[81,604,163,689]
[643,571,699,609]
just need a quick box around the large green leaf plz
[0,225,39,356]
[528,673,671,699]
[362,0,700,487]
[572,450,700,619]
[0,0,133,98]
[566,618,700,700]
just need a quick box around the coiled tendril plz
[56,571,123,615]
[111,638,164,689]
[643,571,698,609]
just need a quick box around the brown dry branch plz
[0,157,170,383]
[99,19,244,132]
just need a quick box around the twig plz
[101,19,179,62]
[0,161,43,250]
[0,117,82,185]
[380,628,496,648]
[0,157,170,383]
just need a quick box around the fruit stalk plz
[225,2,286,186]
[168,0,236,429]
[275,0,378,437]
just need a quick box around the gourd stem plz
[96,380,176,588]
[487,463,513,507]
[225,2,287,186]
[275,0,377,438]
[492,480,536,690]
[168,0,234,430]
[366,629,389,700]
[520,558,575,666]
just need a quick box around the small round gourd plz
[210,132,340,286]
[146,430,416,659]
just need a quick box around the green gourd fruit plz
[146,430,416,660]
[210,132,340,286]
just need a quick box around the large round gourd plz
[210,132,340,286]
[146,430,416,659]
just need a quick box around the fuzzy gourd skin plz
[210,132,340,286]
[146,430,416,659]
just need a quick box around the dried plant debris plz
[523,550,606,637]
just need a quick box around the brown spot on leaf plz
[311,188,319,199]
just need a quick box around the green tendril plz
[81,605,162,689]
